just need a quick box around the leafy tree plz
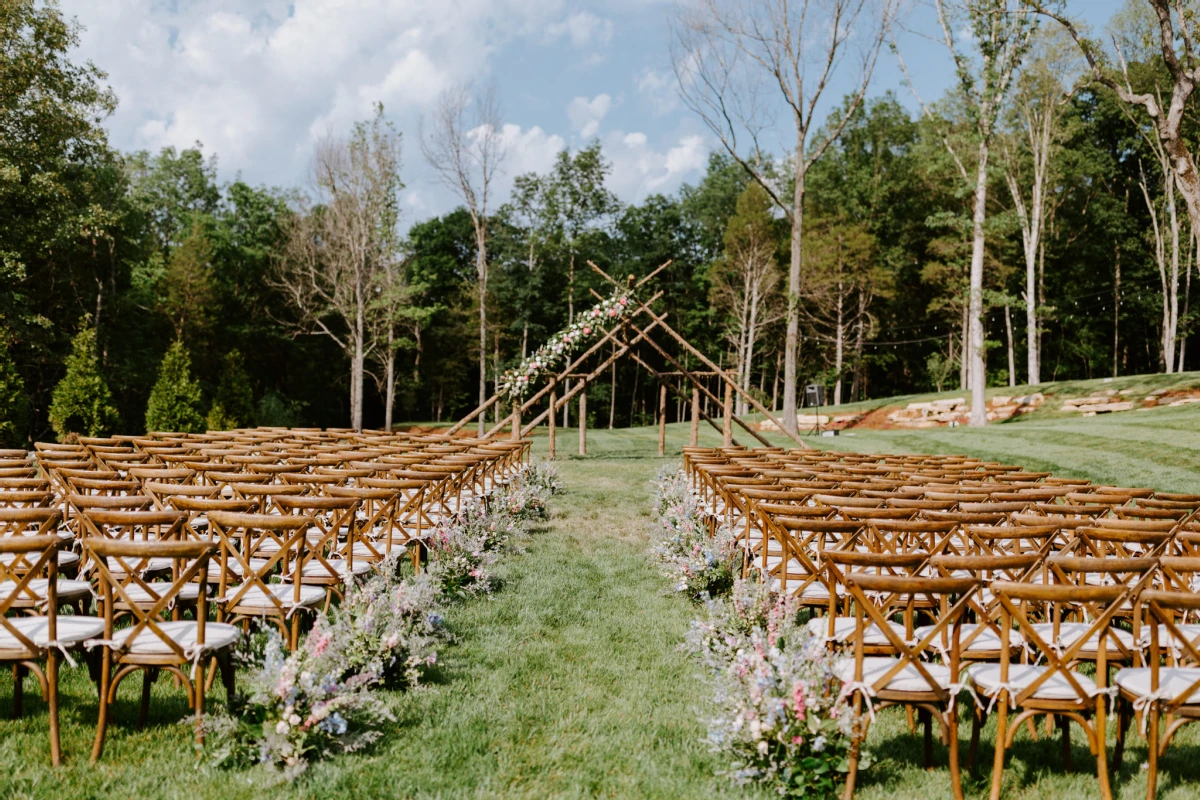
[145,340,204,433]
[0,328,28,446]
[160,221,216,341]
[48,327,119,440]
[206,349,254,430]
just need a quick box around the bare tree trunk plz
[352,296,365,429]
[968,144,989,425]
[1114,244,1121,378]
[772,352,780,412]
[833,283,844,406]
[959,302,969,392]
[384,326,396,430]
[478,233,488,434]
[1180,233,1195,372]
[783,164,803,433]
[609,353,616,430]
[851,296,866,402]
[1004,303,1016,387]
[493,324,501,426]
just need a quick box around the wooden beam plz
[518,315,667,436]
[578,392,587,455]
[480,291,664,438]
[623,325,772,447]
[547,379,556,459]
[657,383,667,457]
[722,382,733,447]
[638,307,811,450]
[625,351,738,446]
[690,387,699,446]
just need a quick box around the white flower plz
[275,720,290,734]
[757,740,769,755]
[289,714,302,726]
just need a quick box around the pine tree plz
[48,327,120,440]
[0,328,29,446]
[145,340,204,433]
[205,349,253,430]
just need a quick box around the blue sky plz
[63,0,1128,221]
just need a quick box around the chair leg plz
[1058,714,1073,772]
[921,708,934,769]
[90,649,111,763]
[989,702,1009,800]
[47,653,61,768]
[12,664,23,719]
[194,658,205,751]
[138,669,154,729]
[966,705,984,771]
[947,707,964,800]
[218,653,236,704]
[1146,705,1160,800]
[1112,700,1129,772]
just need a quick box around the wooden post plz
[657,383,667,457]
[690,386,700,446]
[722,380,733,447]
[578,391,587,456]
[547,380,557,459]
[511,401,521,441]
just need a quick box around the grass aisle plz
[322,456,757,798]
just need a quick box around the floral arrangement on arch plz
[498,291,637,400]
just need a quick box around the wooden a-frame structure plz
[447,261,811,454]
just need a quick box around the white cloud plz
[566,94,613,138]
[604,130,708,200]
[547,11,613,47]
[61,0,563,185]
[635,68,679,114]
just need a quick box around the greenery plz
[46,326,119,439]
[6,1,1200,439]
[144,340,204,433]
[0,328,28,446]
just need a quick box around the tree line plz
[3,0,1199,445]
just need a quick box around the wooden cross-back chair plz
[273,494,366,609]
[80,510,204,615]
[85,537,238,762]
[969,579,1139,800]
[1113,587,1200,797]
[206,510,323,650]
[837,573,980,800]
[0,534,102,766]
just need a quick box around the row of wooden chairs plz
[0,429,531,765]
[681,445,1200,800]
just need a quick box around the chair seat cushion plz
[300,559,371,579]
[969,663,1099,702]
[1029,622,1135,653]
[0,550,80,569]
[117,582,202,605]
[833,656,953,693]
[0,615,105,653]
[0,578,92,603]
[809,617,905,646]
[113,620,239,655]
[222,583,325,611]
[106,555,173,574]
[913,624,1024,653]
[1115,667,1200,704]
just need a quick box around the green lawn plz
[4,408,1200,797]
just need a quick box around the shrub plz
[145,340,205,433]
[0,328,28,446]
[206,349,254,430]
[48,326,119,440]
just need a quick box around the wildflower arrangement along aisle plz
[649,468,860,799]
[204,461,562,779]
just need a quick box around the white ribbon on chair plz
[1132,688,1177,736]
[983,681,1020,714]
[837,680,878,723]
[947,681,982,712]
